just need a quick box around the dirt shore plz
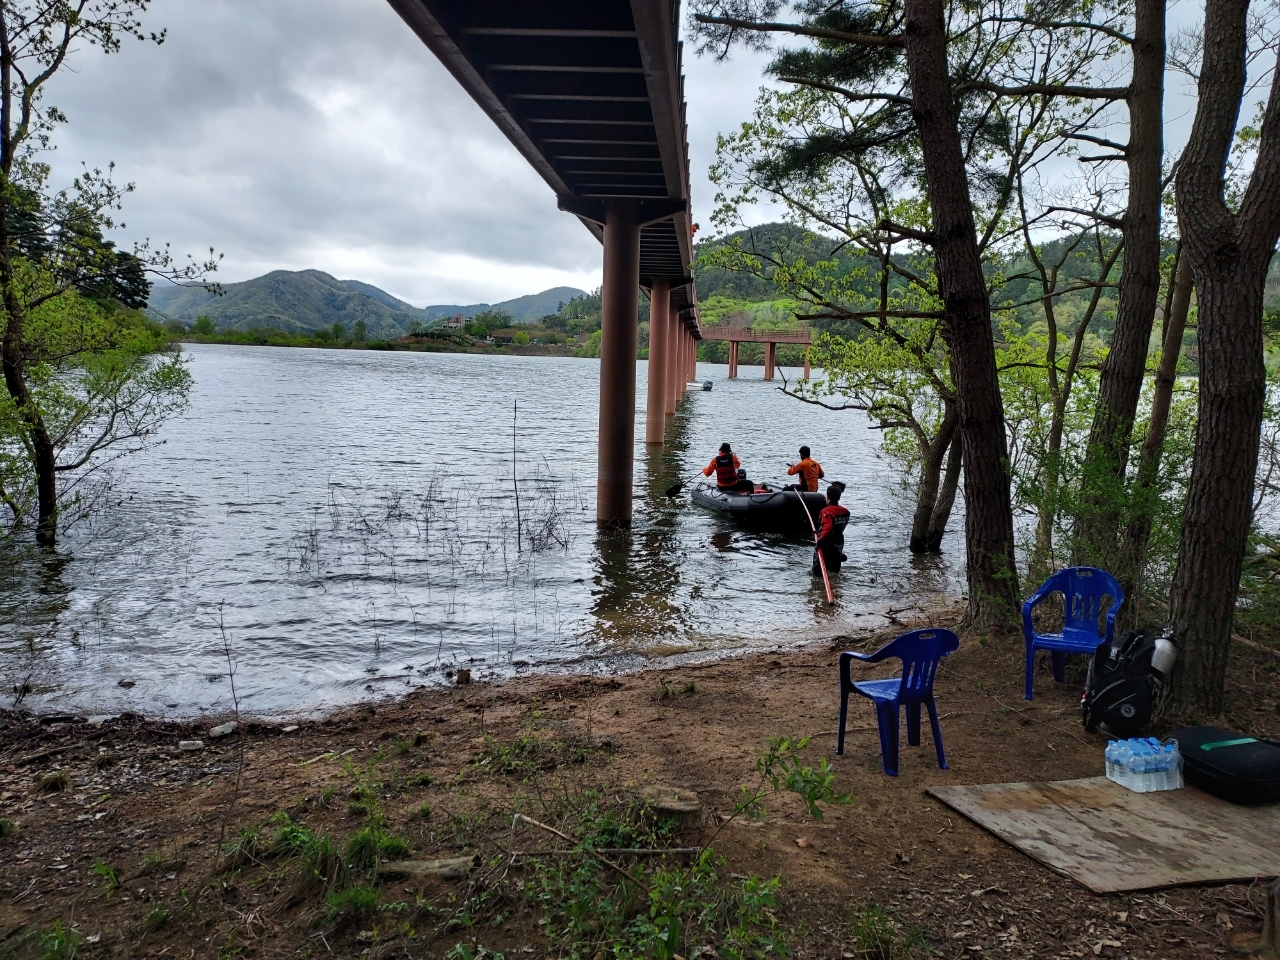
[2,615,1278,959]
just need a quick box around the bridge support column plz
[678,323,688,398]
[596,200,640,527]
[645,279,670,445]
[764,341,776,381]
[665,308,679,415]
[803,346,811,380]
[728,340,739,379]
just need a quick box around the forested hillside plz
[147,270,585,338]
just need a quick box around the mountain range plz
[146,269,586,339]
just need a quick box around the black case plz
[1170,725,1280,805]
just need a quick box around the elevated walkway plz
[388,0,703,524]
[700,326,813,379]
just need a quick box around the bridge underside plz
[388,0,702,525]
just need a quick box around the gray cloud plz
[40,0,777,306]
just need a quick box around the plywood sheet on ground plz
[929,777,1280,893]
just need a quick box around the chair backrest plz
[877,627,960,701]
[1049,566,1124,638]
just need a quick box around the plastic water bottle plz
[1166,739,1184,790]
[1149,739,1164,791]
[1133,740,1151,792]
[1109,738,1183,792]
[1112,739,1132,790]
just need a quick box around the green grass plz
[846,904,927,960]
[346,825,410,869]
[37,920,79,960]
[411,803,433,821]
[325,884,378,925]
[91,859,118,897]
[139,905,171,934]
[220,827,259,871]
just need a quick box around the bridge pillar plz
[645,278,670,445]
[678,322,687,400]
[596,200,640,527]
[764,341,776,381]
[728,340,739,379]
[665,308,679,415]
[690,336,697,382]
[803,346,811,380]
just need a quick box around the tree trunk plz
[1166,0,1280,719]
[903,0,1019,624]
[0,257,57,547]
[909,408,958,553]
[1165,265,1265,716]
[926,429,963,551]
[1074,0,1166,569]
[1118,249,1191,605]
[1030,243,1123,581]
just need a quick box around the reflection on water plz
[0,345,962,717]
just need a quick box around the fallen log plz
[377,856,478,880]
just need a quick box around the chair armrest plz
[1103,595,1124,641]
[1022,581,1058,640]
[843,649,890,665]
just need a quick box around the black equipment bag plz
[1170,725,1280,805]
[1081,627,1161,738]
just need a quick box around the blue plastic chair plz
[837,628,960,777]
[1023,566,1124,701]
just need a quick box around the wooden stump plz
[639,785,701,830]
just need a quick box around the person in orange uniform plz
[786,446,825,492]
[813,484,850,576]
[703,442,742,490]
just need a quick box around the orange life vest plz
[713,452,738,487]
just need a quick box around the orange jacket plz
[787,457,825,492]
[816,504,850,545]
[703,452,741,488]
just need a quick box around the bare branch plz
[694,13,905,48]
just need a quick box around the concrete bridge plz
[700,327,813,380]
[387,0,701,528]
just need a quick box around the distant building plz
[441,314,467,330]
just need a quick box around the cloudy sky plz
[43,0,775,307]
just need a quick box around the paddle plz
[664,471,704,498]
[798,488,835,605]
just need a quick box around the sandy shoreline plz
[2,611,1277,958]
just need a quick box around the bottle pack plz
[1104,737,1183,793]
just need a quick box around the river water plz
[0,345,963,717]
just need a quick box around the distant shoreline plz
[175,335,582,359]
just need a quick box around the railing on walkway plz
[699,326,812,344]
[699,326,813,380]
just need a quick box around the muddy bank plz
[1,615,1278,959]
